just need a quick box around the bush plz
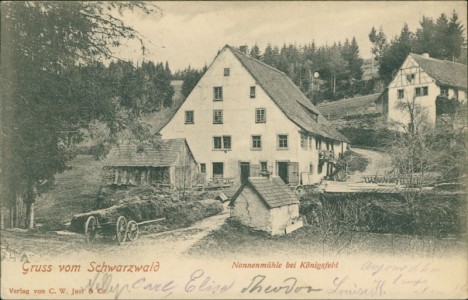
[339,127,395,148]
[165,200,223,227]
[300,192,465,237]
[343,150,369,173]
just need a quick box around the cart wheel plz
[126,221,139,241]
[84,216,97,243]
[116,216,127,245]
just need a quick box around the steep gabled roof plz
[227,45,349,143]
[104,138,193,167]
[230,177,299,209]
[317,93,382,119]
[410,53,467,89]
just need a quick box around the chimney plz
[422,53,430,58]
[239,45,249,55]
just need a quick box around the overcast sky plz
[116,1,467,71]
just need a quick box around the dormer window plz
[224,68,230,76]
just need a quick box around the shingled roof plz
[104,138,192,167]
[227,45,349,143]
[230,177,299,209]
[410,53,467,89]
[317,93,382,119]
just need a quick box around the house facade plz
[229,176,303,235]
[159,45,349,185]
[387,53,467,128]
[103,138,198,189]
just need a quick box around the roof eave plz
[435,81,468,91]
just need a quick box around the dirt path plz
[125,211,229,259]
[347,147,392,182]
[1,211,229,262]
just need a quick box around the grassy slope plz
[186,220,465,258]
[343,149,370,173]
[34,106,178,225]
[35,155,104,224]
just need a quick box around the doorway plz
[240,162,250,184]
[277,162,288,183]
[212,162,224,182]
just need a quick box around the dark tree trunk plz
[11,193,26,228]
[9,204,15,228]
[0,208,4,230]
[25,202,34,229]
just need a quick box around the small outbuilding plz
[103,138,198,189]
[229,176,303,235]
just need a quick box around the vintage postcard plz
[1,1,467,299]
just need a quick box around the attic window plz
[213,87,223,101]
[224,68,230,76]
[250,86,256,98]
[255,108,266,123]
[312,112,318,122]
[407,73,415,82]
[185,110,194,124]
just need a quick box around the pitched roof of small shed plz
[317,93,382,119]
[230,177,299,209]
[104,138,190,167]
[227,46,349,143]
[410,53,467,89]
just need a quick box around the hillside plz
[35,155,104,225]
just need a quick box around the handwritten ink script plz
[84,269,235,299]
[327,260,448,297]
[82,269,326,299]
[241,275,322,294]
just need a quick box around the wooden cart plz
[84,215,165,245]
